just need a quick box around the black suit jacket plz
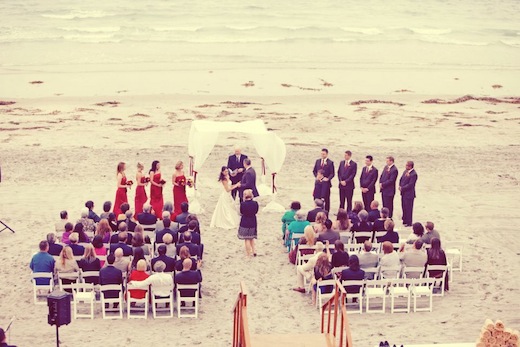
[313,158,335,185]
[100,265,123,285]
[307,208,328,222]
[156,228,178,244]
[175,270,202,296]
[313,179,329,200]
[176,242,201,258]
[151,254,176,272]
[70,243,85,256]
[178,230,201,245]
[48,243,63,256]
[240,167,259,197]
[227,154,248,184]
[110,232,133,245]
[109,242,133,256]
[360,166,378,193]
[380,165,398,195]
[399,169,418,199]
[137,212,157,225]
[337,160,357,190]
[175,212,189,225]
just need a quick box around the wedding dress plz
[210,180,239,229]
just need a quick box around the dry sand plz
[0,77,519,346]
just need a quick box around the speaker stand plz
[0,220,15,233]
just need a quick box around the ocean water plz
[0,0,519,71]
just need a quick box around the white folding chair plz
[402,266,425,279]
[289,232,305,252]
[339,232,352,244]
[126,283,149,319]
[341,279,364,314]
[58,272,80,292]
[426,265,448,297]
[331,267,348,281]
[140,224,156,232]
[80,270,100,285]
[345,244,362,254]
[295,245,315,269]
[445,241,464,272]
[380,266,402,280]
[352,231,374,244]
[316,279,336,311]
[71,283,95,319]
[176,284,199,318]
[410,278,435,312]
[151,283,174,319]
[31,272,54,305]
[73,256,83,262]
[363,266,380,280]
[296,253,315,274]
[373,231,386,242]
[100,284,124,319]
[388,279,411,313]
[365,279,388,313]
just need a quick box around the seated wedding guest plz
[69,233,85,256]
[281,201,300,241]
[124,210,137,232]
[155,218,177,244]
[403,222,425,251]
[0,326,16,347]
[367,200,381,222]
[331,240,349,268]
[288,225,317,264]
[372,207,389,231]
[178,214,199,235]
[313,211,328,233]
[174,258,203,299]
[129,247,149,272]
[351,210,373,243]
[100,201,112,220]
[55,210,68,233]
[358,241,379,274]
[400,239,427,277]
[55,246,80,287]
[426,238,449,291]
[30,241,55,285]
[110,222,133,245]
[152,245,176,272]
[155,211,171,232]
[128,259,149,300]
[137,203,157,226]
[307,199,327,222]
[61,222,74,245]
[162,201,175,221]
[422,221,441,244]
[380,241,401,279]
[317,219,340,244]
[110,231,133,256]
[79,244,101,284]
[163,233,176,257]
[108,213,118,232]
[178,220,201,245]
[77,208,96,234]
[340,255,365,294]
[376,219,399,244]
[117,203,130,222]
[46,233,63,256]
[347,201,364,225]
[285,211,310,250]
[175,245,198,271]
[99,254,123,300]
[92,235,107,267]
[176,231,200,258]
[311,253,333,306]
[175,202,190,225]
[113,248,130,274]
[332,208,351,232]
[125,261,174,299]
[85,200,101,223]
[132,231,150,256]
[96,219,112,243]
[73,223,89,243]
[293,242,326,293]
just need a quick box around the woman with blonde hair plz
[172,160,189,218]
[288,225,316,264]
[55,246,79,289]
[313,211,327,234]
[238,189,259,257]
[96,219,112,243]
[79,244,101,284]
[312,252,333,306]
[134,162,149,216]
[114,162,131,217]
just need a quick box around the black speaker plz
[47,291,71,327]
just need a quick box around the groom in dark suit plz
[337,150,357,212]
[360,155,378,211]
[313,148,335,212]
[227,146,248,200]
[399,160,418,227]
[379,156,398,218]
[239,158,259,202]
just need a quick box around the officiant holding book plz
[227,146,248,200]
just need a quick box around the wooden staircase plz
[232,281,353,347]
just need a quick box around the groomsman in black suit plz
[313,148,335,212]
[337,150,357,212]
[239,158,259,202]
[360,155,378,211]
[227,146,248,200]
[399,161,418,227]
[313,169,331,210]
[379,156,398,218]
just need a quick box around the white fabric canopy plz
[187,120,286,212]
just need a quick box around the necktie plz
[321,160,325,168]
[387,167,390,173]
[406,171,410,177]
[345,162,348,168]
[236,156,239,163]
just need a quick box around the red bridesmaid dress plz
[173,174,188,217]
[113,175,128,216]
[134,176,147,216]
[150,172,164,219]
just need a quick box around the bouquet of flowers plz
[186,177,194,188]
[126,180,134,186]
[160,179,166,185]
[145,177,151,183]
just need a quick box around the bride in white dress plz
[210,166,241,229]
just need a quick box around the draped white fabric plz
[187,120,287,213]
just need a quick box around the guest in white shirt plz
[293,242,327,293]
[380,241,401,278]
[127,261,174,298]
[400,239,427,278]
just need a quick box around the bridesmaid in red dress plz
[149,160,165,219]
[172,160,189,218]
[113,162,130,216]
[134,162,148,216]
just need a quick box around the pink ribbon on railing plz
[271,173,277,194]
